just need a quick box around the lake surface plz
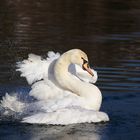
[0,0,140,140]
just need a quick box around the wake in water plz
[0,49,109,125]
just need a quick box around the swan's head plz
[68,49,94,76]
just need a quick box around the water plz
[0,0,140,139]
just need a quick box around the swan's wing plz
[69,64,98,83]
[16,51,60,85]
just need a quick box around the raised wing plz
[16,51,60,85]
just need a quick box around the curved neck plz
[54,53,83,95]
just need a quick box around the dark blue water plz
[0,0,140,140]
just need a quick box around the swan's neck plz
[54,53,79,93]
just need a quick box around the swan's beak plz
[82,63,94,77]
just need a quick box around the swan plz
[0,49,109,125]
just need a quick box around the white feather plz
[16,51,60,85]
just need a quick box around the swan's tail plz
[0,93,25,113]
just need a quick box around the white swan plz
[1,49,109,125]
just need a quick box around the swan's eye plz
[81,57,88,64]
[81,57,94,76]
[81,57,89,70]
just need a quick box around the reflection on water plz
[0,122,107,140]
[0,0,140,140]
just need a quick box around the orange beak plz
[82,63,94,77]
